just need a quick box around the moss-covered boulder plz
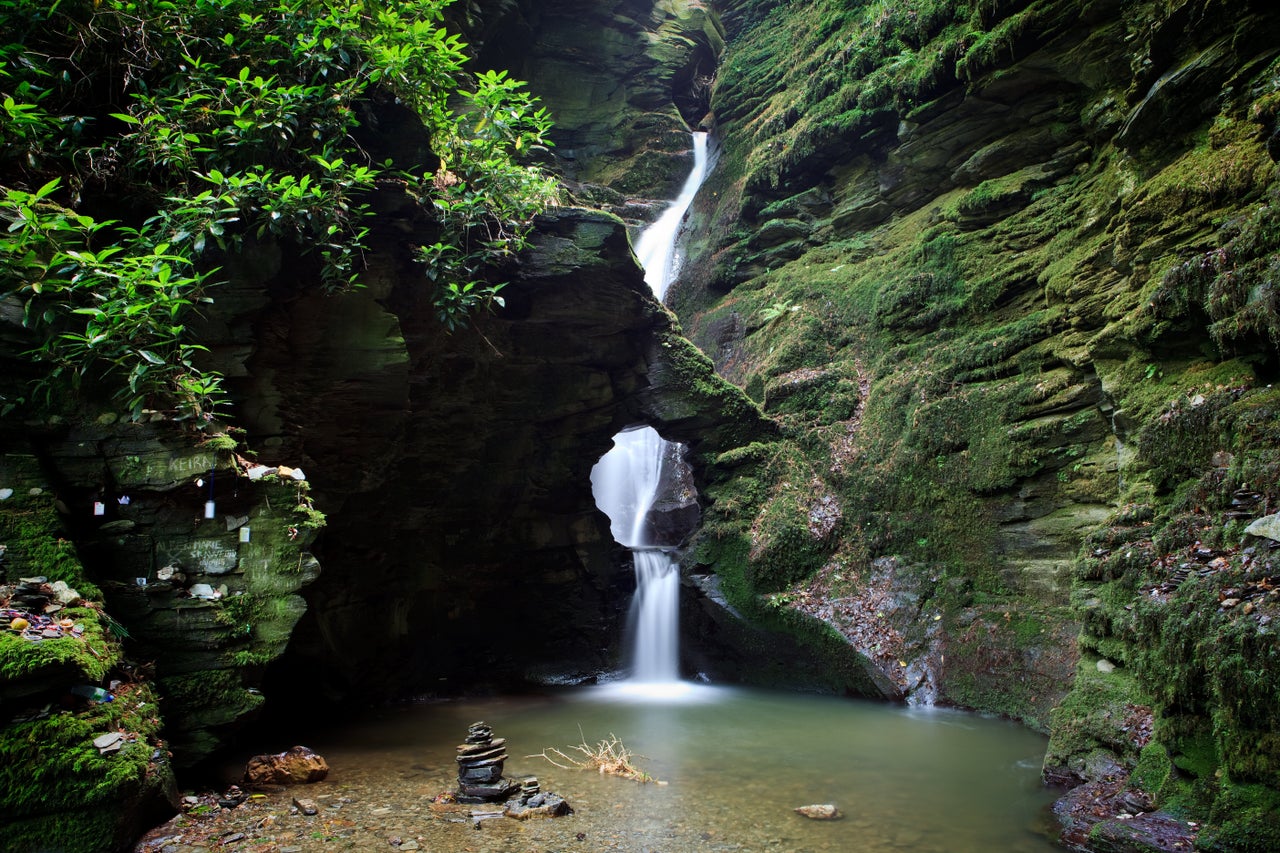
[0,474,176,852]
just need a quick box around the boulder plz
[506,791,574,820]
[1245,513,1280,543]
[244,746,330,785]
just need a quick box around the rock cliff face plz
[649,0,1280,847]
[0,420,322,850]
[467,0,724,195]
[232,201,769,700]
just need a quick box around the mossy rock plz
[1198,780,1280,852]
[1045,658,1153,780]
[0,607,119,704]
[0,682,175,853]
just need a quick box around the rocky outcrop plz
[663,0,1280,847]
[217,202,771,702]
[1,420,322,767]
[0,456,177,853]
[470,0,725,197]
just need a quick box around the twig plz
[526,732,659,783]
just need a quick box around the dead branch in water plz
[527,732,660,783]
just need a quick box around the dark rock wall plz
[467,0,724,196]
[223,201,769,701]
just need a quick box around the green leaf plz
[34,178,61,199]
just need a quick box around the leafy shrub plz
[0,0,558,423]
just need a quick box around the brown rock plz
[244,745,330,785]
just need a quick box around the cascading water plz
[591,132,709,686]
[632,132,709,302]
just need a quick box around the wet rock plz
[244,745,330,785]
[794,804,842,820]
[506,791,574,820]
[454,721,518,803]
[292,797,318,816]
[1054,779,1196,852]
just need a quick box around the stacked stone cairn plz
[455,721,518,803]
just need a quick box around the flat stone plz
[188,583,219,599]
[794,804,843,820]
[293,797,318,816]
[456,749,506,766]
[457,737,505,755]
[93,732,124,750]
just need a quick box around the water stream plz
[633,132,709,302]
[591,132,710,685]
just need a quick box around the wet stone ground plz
[134,777,846,853]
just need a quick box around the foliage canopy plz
[0,0,558,424]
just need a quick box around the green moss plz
[1199,780,1280,852]
[1045,659,1153,771]
[0,681,172,853]
[0,495,102,599]
[159,669,264,736]
[1132,741,1179,804]
[685,15,1280,842]
[0,607,118,687]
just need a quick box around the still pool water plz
[240,685,1063,853]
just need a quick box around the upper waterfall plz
[633,132,709,300]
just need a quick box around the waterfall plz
[632,132,709,302]
[591,132,709,685]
